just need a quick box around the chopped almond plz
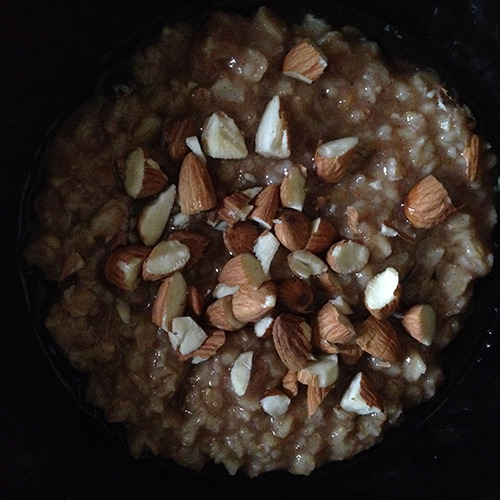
[307,385,332,417]
[277,277,314,314]
[151,272,188,331]
[274,209,311,251]
[201,111,248,159]
[356,315,403,363]
[255,95,290,158]
[260,389,291,417]
[297,354,339,388]
[364,267,401,319]
[282,39,327,84]
[169,316,207,356]
[218,253,266,290]
[280,164,307,211]
[314,137,358,183]
[142,240,191,281]
[326,239,370,274]
[223,220,261,255]
[218,191,253,225]
[463,134,479,181]
[231,351,253,396]
[248,184,280,229]
[306,217,337,254]
[313,302,356,345]
[401,303,436,346]
[287,250,327,279]
[167,230,210,270]
[340,372,383,415]
[205,295,246,332]
[232,281,277,322]
[163,116,197,162]
[104,245,151,291]
[253,230,280,277]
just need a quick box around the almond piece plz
[223,220,261,255]
[316,269,344,296]
[272,313,314,371]
[253,230,280,277]
[282,39,327,84]
[248,184,280,229]
[314,137,358,183]
[401,304,436,346]
[168,316,207,356]
[255,95,290,159]
[326,239,370,274]
[297,354,339,388]
[218,253,266,290]
[356,315,403,363]
[104,245,150,291]
[463,133,479,181]
[201,111,248,159]
[260,389,291,417]
[338,341,364,366]
[254,315,274,338]
[307,385,332,417]
[287,250,327,279]
[137,184,177,246]
[232,281,277,322]
[167,230,210,270]
[364,267,401,319]
[178,152,217,215]
[186,284,205,318]
[59,251,85,281]
[277,277,314,314]
[306,217,337,254]
[151,272,188,332]
[340,372,383,415]
[280,164,307,211]
[142,240,190,281]
[274,209,311,251]
[179,329,226,362]
[185,135,206,163]
[403,175,456,229]
[123,147,168,199]
[231,351,253,396]
[282,370,299,398]
[313,302,356,345]
[205,295,246,331]
[163,116,197,162]
[218,191,253,225]
[212,283,240,299]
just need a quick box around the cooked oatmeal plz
[24,8,497,476]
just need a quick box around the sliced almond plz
[186,284,205,318]
[169,316,208,356]
[306,217,337,254]
[272,313,314,371]
[255,95,290,159]
[163,116,197,162]
[232,281,277,322]
[167,229,210,270]
[248,184,280,229]
[201,111,248,160]
[218,191,253,225]
[178,152,217,215]
[179,329,226,362]
[401,304,436,346]
[282,39,327,84]
[137,184,176,246]
[260,389,291,418]
[231,351,253,396]
[142,240,190,281]
[104,245,150,291]
[274,209,311,251]
[253,229,280,277]
[277,277,314,314]
[364,267,401,319]
[223,220,261,255]
[314,137,358,183]
[463,133,479,181]
[340,372,383,415]
[254,315,274,338]
[218,253,266,290]
[307,385,332,417]
[282,370,299,398]
[326,239,370,274]
[287,250,327,279]
[123,147,168,199]
[356,315,403,363]
[297,354,339,388]
[313,302,356,345]
[205,295,246,331]
[403,175,456,229]
[59,251,85,281]
[280,164,307,211]
[151,272,188,332]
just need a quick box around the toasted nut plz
[231,351,253,396]
[287,250,327,279]
[218,191,253,225]
[186,284,205,317]
[205,295,246,331]
[123,147,169,199]
[151,272,188,331]
[314,137,358,183]
[280,164,306,211]
[297,354,339,388]
[255,95,290,159]
[307,385,332,417]
[253,230,280,277]
[212,283,240,299]
[401,304,436,346]
[218,253,266,290]
[313,302,356,345]
[104,245,150,291]
[168,316,207,356]
[201,111,248,159]
[272,313,314,371]
[223,220,261,255]
[260,389,291,417]
[316,269,344,296]
[338,341,364,366]
[254,315,274,338]
[185,135,206,163]
[179,329,226,362]
[326,239,370,274]
[274,209,311,251]
[282,370,299,398]
[277,277,314,314]
[232,281,277,322]
[463,134,479,181]
[167,230,210,270]
[364,267,401,319]
[346,206,360,233]
[340,372,383,415]
[249,184,280,229]
[306,217,337,254]
[178,152,217,215]
[356,315,403,363]
[142,240,190,281]
[60,251,85,281]
[403,175,456,229]
[282,39,327,84]
[137,184,176,246]
[163,116,197,162]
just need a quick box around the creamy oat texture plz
[25,8,497,476]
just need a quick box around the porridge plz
[24,7,497,476]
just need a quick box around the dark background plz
[1,1,500,498]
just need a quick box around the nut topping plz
[280,164,307,211]
[356,315,403,363]
[218,253,266,290]
[297,354,339,388]
[282,39,327,84]
[326,239,370,274]
[232,281,277,322]
[260,389,291,417]
[287,250,327,279]
[364,267,401,319]
[205,295,246,332]
[163,116,197,162]
[142,240,191,281]
[104,245,151,291]
[401,303,436,346]
[340,372,383,415]
[248,184,280,229]
[463,134,479,182]
[306,217,337,254]
[255,95,290,158]
[274,209,311,251]
[223,220,261,255]
[151,272,188,331]
[313,302,356,345]
[231,351,254,396]
[201,111,248,159]
[314,137,358,183]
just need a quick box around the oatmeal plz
[24,8,497,476]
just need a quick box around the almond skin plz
[218,191,253,225]
[277,277,314,314]
[313,302,356,345]
[163,116,197,162]
[232,281,277,322]
[179,329,226,362]
[282,39,327,84]
[401,303,436,346]
[249,184,280,229]
[306,217,337,254]
[314,137,358,183]
[274,209,311,251]
[167,230,210,270]
[463,133,479,181]
[356,315,403,363]
[151,272,188,332]
[307,385,332,417]
[218,253,266,290]
[104,245,151,291]
[223,220,261,255]
[205,295,246,332]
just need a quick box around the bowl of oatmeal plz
[19,0,499,481]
